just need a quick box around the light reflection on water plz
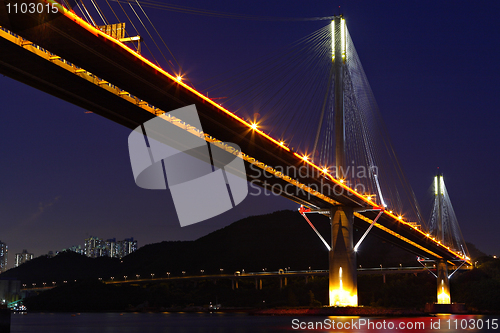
[10,312,499,333]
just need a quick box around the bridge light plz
[322,167,329,173]
[341,18,346,61]
[331,20,335,61]
[302,155,309,161]
[339,179,344,184]
[250,123,258,130]
[279,141,285,146]
[176,75,182,82]
[398,215,403,220]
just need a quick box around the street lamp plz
[124,276,127,281]
[136,274,140,280]
[220,268,223,274]
[111,277,114,281]
[166,272,170,278]
[182,271,186,276]
[151,273,155,279]
[380,264,383,270]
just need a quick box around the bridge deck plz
[0,0,470,265]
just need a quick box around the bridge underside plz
[0,3,464,265]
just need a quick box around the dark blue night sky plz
[1,0,499,267]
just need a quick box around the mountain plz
[1,210,418,284]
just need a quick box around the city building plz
[84,236,103,258]
[84,236,137,259]
[0,241,7,273]
[117,238,138,258]
[64,245,84,255]
[14,249,34,267]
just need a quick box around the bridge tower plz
[328,16,357,307]
[435,174,451,304]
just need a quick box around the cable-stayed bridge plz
[0,0,470,307]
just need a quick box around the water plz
[10,312,500,332]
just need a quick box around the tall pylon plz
[434,174,451,304]
[328,15,357,307]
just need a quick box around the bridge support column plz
[437,259,451,304]
[329,206,357,307]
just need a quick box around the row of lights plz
[69,8,468,266]
[59,0,402,228]
[245,122,472,263]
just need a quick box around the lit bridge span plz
[0,0,470,308]
[23,266,472,293]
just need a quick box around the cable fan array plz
[200,22,427,229]
[61,2,428,230]
[62,0,186,77]
[429,177,470,259]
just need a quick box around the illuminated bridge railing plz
[0,0,470,265]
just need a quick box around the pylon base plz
[425,303,466,314]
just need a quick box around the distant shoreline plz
[20,306,499,316]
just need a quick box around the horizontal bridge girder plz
[0,2,469,265]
